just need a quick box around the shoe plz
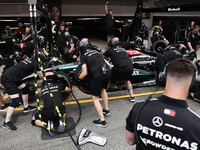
[47,120,56,136]
[58,117,66,132]
[99,96,102,100]
[103,109,110,116]
[93,119,107,127]
[23,105,37,113]
[3,121,17,130]
[0,103,10,112]
[129,97,135,102]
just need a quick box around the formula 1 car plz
[75,48,158,94]
[20,46,158,98]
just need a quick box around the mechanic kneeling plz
[1,54,43,130]
[78,38,111,128]
[104,37,135,102]
[31,70,71,136]
[126,58,200,149]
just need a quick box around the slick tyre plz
[74,64,91,94]
[152,40,168,53]
[46,58,65,68]
[56,71,72,100]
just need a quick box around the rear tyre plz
[56,71,72,100]
[74,64,91,94]
[152,40,168,53]
[46,57,65,68]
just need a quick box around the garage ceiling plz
[0,0,199,17]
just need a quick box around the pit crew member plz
[65,35,79,63]
[31,70,71,136]
[103,37,135,102]
[126,58,200,149]
[186,25,199,53]
[1,55,43,130]
[78,38,111,127]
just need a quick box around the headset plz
[157,59,200,93]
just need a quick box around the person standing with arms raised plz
[105,2,123,45]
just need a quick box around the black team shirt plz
[103,45,132,69]
[41,82,65,113]
[126,95,200,150]
[55,27,66,48]
[106,14,115,27]
[80,49,106,78]
[186,31,199,51]
[3,58,38,81]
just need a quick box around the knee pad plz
[31,119,36,126]
[10,97,22,108]
[21,84,33,95]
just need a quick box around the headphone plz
[157,59,200,93]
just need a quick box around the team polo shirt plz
[55,28,66,48]
[80,49,105,78]
[186,26,193,35]
[3,58,38,81]
[106,14,115,27]
[126,95,200,150]
[139,26,148,35]
[186,31,199,51]
[103,45,132,68]
[42,82,65,113]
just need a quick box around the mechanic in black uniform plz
[105,2,123,44]
[31,70,71,136]
[78,38,111,127]
[155,48,184,72]
[126,58,200,149]
[120,40,140,50]
[119,20,132,42]
[22,25,42,59]
[139,22,148,40]
[103,37,135,102]
[0,54,18,111]
[150,31,169,47]
[186,25,199,54]
[0,55,19,111]
[52,21,68,57]
[185,21,194,40]
[65,35,80,63]
[1,56,43,130]
[38,35,49,57]
[151,20,163,34]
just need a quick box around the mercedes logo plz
[152,116,163,127]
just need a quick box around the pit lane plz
[1,85,200,150]
[0,38,200,150]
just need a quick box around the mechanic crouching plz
[77,38,111,127]
[1,55,43,130]
[104,37,135,102]
[31,70,71,136]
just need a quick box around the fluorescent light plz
[77,18,101,20]
[0,19,18,22]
